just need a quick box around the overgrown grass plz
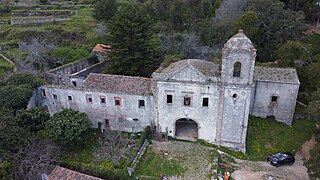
[246,116,315,161]
[0,57,14,75]
[134,146,186,178]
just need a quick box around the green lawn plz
[134,146,186,178]
[246,116,316,161]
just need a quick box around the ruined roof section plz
[254,66,300,84]
[156,59,220,76]
[223,29,256,53]
[83,73,152,96]
[48,166,103,180]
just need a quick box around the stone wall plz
[11,17,71,25]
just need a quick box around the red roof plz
[92,44,111,53]
[48,166,103,180]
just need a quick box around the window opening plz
[167,94,172,104]
[86,94,93,103]
[53,94,58,100]
[114,97,122,106]
[233,62,241,77]
[138,100,145,108]
[68,95,72,101]
[72,81,77,87]
[105,119,109,129]
[271,96,278,102]
[184,96,191,106]
[41,89,46,97]
[232,94,237,98]
[133,118,139,121]
[202,97,209,107]
[100,96,106,104]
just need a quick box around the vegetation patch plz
[134,146,186,178]
[246,116,315,161]
[0,56,14,75]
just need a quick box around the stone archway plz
[175,118,198,141]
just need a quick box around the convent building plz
[31,30,300,152]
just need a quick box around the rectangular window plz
[68,95,72,101]
[72,81,77,87]
[138,100,145,108]
[133,118,139,121]
[100,96,106,104]
[202,97,209,107]
[167,94,172,104]
[41,89,46,97]
[86,94,93,103]
[53,94,58,100]
[184,96,191,106]
[114,97,122,107]
[271,96,278,102]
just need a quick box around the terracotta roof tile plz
[83,73,152,96]
[48,166,103,180]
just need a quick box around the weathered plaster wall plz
[154,81,220,143]
[250,81,299,125]
[219,85,251,152]
[37,86,153,132]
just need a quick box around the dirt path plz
[232,136,317,180]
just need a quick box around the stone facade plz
[32,31,300,152]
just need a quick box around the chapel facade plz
[31,30,300,152]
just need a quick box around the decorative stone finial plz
[239,29,244,33]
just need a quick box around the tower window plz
[138,100,145,108]
[232,94,237,98]
[41,89,46,97]
[271,96,278,102]
[184,96,191,106]
[202,97,209,107]
[233,62,241,77]
[68,95,72,101]
[167,94,172,104]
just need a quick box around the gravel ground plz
[152,140,215,180]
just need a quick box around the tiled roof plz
[156,59,220,77]
[254,66,300,84]
[83,73,152,96]
[48,166,103,180]
[92,44,111,53]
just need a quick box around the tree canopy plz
[104,0,160,77]
[45,109,91,145]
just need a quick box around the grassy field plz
[134,146,185,178]
[246,116,316,161]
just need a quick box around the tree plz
[0,85,33,110]
[0,160,13,180]
[5,73,44,88]
[95,130,138,167]
[93,0,118,22]
[45,109,91,145]
[16,106,50,134]
[14,138,60,179]
[233,11,259,43]
[248,0,306,61]
[0,108,32,157]
[105,0,160,77]
[276,41,313,67]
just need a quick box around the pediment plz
[168,65,207,82]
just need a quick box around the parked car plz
[267,152,295,167]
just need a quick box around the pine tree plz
[105,1,159,77]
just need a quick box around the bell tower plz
[221,29,256,85]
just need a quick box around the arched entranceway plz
[175,118,198,141]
